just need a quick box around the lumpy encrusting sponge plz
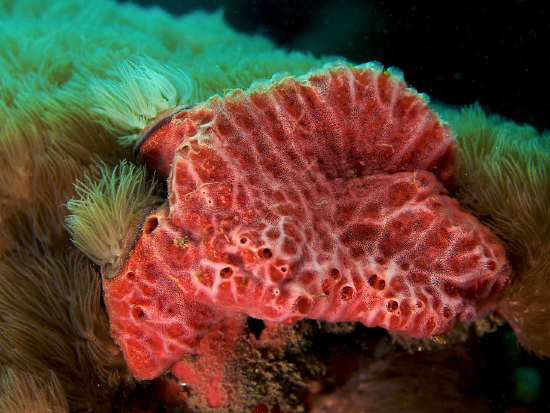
[90,62,509,380]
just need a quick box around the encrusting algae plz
[1,0,549,411]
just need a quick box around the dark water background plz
[120,0,549,133]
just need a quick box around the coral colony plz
[95,62,510,381]
[4,1,550,411]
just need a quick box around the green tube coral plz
[0,246,128,411]
[66,161,163,268]
[91,57,198,143]
[0,366,68,413]
[438,103,550,357]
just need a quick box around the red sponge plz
[103,62,509,380]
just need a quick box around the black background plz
[120,0,549,132]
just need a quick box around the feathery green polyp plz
[447,104,550,357]
[91,57,197,144]
[65,160,163,267]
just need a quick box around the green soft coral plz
[439,103,550,357]
[0,0,330,253]
[66,161,163,267]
